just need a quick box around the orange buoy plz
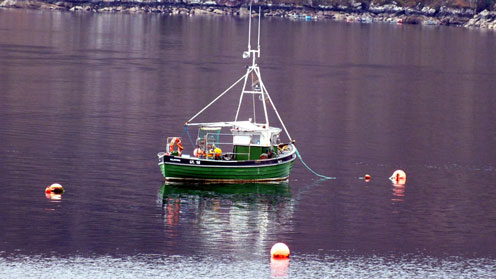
[364,174,371,181]
[271,243,290,259]
[390,170,406,184]
[45,183,64,195]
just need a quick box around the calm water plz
[1,8,496,278]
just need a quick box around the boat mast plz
[186,4,294,143]
[234,5,270,128]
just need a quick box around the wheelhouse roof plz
[187,121,281,134]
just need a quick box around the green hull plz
[160,160,294,182]
[158,149,296,183]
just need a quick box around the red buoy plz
[364,174,371,181]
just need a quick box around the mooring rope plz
[295,148,335,180]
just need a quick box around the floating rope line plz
[295,148,335,180]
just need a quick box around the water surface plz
[1,9,496,278]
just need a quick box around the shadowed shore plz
[1,0,495,30]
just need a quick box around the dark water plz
[1,8,496,278]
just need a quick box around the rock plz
[465,17,477,27]
[351,0,362,11]
[0,0,16,8]
[403,15,422,25]
[333,13,346,21]
[441,16,469,26]
[369,2,404,14]
[439,7,474,17]
[422,18,439,25]
[421,7,436,16]
[213,8,224,14]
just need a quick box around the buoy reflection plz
[270,258,289,278]
[392,183,405,200]
[165,198,180,226]
[390,170,406,204]
[45,192,63,200]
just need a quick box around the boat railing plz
[198,132,250,160]
[166,133,291,161]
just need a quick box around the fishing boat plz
[157,6,297,183]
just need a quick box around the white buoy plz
[271,243,290,259]
[390,170,406,184]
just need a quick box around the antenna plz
[257,6,261,58]
[247,3,252,52]
[242,2,261,62]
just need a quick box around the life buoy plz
[169,137,183,156]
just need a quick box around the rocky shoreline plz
[1,0,496,30]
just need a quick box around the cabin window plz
[251,135,261,145]
[233,135,251,145]
[272,134,280,145]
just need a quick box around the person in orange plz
[169,137,184,156]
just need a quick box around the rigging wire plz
[181,2,333,181]
[184,125,195,149]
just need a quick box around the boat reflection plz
[158,181,295,254]
[159,181,291,201]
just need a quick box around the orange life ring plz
[169,137,183,156]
